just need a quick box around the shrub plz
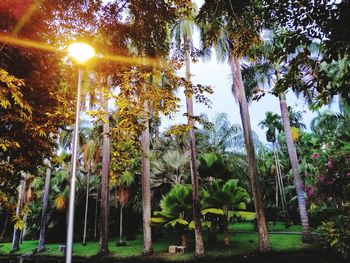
[317,204,350,259]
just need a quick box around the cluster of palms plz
[2,0,348,258]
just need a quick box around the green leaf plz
[188,220,212,230]
[201,208,224,215]
[228,211,256,221]
[150,217,168,224]
[164,218,189,227]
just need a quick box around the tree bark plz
[82,166,90,245]
[141,99,153,255]
[230,57,271,252]
[184,32,205,256]
[37,161,52,252]
[223,216,229,247]
[279,93,313,242]
[11,178,25,252]
[119,205,123,243]
[94,190,99,241]
[99,76,110,255]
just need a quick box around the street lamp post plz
[66,42,95,263]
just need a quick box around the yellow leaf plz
[291,127,300,141]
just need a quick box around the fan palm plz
[202,179,254,246]
[151,184,193,247]
[151,150,190,190]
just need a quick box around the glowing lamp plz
[68,42,95,64]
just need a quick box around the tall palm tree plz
[37,160,52,252]
[172,2,205,255]
[198,1,271,252]
[258,112,286,210]
[242,36,313,242]
[99,75,110,255]
[81,138,99,246]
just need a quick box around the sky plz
[160,0,339,142]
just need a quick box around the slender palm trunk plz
[179,226,189,247]
[0,213,9,241]
[11,178,25,252]
[82,166,91,245]
[223,216,229,247]
[141,99,153,255]
[230,57,271,252]
[273,145,286,211]
[119,205,123,243]
[37,161,52,252]
[94,190,99,241]
[184,33,204,256]
[279,93,312,242]
[99,76,110,255]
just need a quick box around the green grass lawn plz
[0,222,318,261]
[229,221,303,232]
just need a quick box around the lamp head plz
[68,42,95,64]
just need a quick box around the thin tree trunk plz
[274,148,286,211]
[82,167,91,245]
[230,57,271,252]
[99,76,110,255]
[179,226,188,247]
[141,99,153,255]
[223,216,229,247]
[0,213,9,241]
[119,205,123,243]
[184,32,204,256]
[94,190,99,241]
[37,161,52,252]
[11,178,25,252]
[279,93,312,242]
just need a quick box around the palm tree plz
[258,112,286,211]
[242,36,313,242]
[172,2,204,255]
[151,150,190,189]
[99,75,110,255]
[37,160,52,252]
[113,170,134,246]
[198,113,244,153]
[198,1,271,252]
[81,137,99,246]
[151,184,193,247]
[202,179,253,246]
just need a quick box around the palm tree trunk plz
[82,167,91,245]
[119,205,123,243]
[184,33,204,256]
[223,216,229,247]
[99,76,110,255]
[179,226,188,247]
[274,147,286,211]
[37,161,52,252]
[230,57,271,252]
[279,92,312,242]
[0,213,9,241]
[141,99,153,255]
[11,178,25,252]
[94,190,99,241]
